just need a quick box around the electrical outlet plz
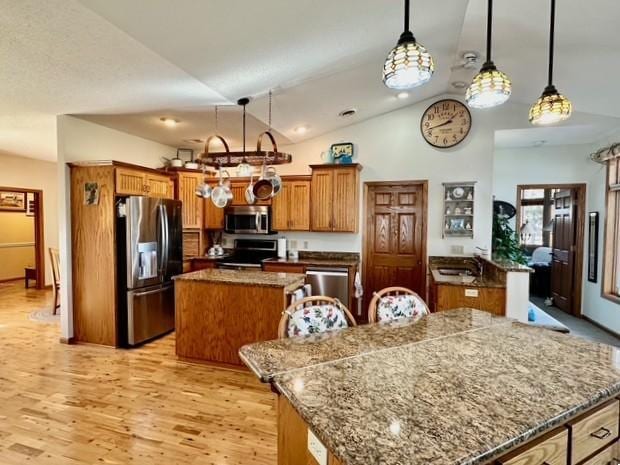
[465,289,479,298]
[290,240,298,249]
[307,430,327,465]
[303,241,309,250]
[451,245,464,255]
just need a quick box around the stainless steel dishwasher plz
[305,267,349,304]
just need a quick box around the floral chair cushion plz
[287,304,349,338]
[377,294,428,323]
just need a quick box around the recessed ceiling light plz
[338,108,357,118]
[294,125,309,134]
[396,92,410,100]
[160,117,178,128]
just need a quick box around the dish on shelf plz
[452,187,465,198]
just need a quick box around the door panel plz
[288,181,310,230]
[127,283,174,346]
[332,169,358,232]
[363,183,427,321]
[178,173,203,228]
[271,182,289,230]
[116,168,145,196]
[551,189,576,313]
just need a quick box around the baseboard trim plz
[59,336,76,345]
[582,315,620,340]
[0,277,22,284]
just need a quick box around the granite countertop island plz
[175,268,305,290]
[174,269,305,366]
[240,309,620,465]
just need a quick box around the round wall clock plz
[420,99,471,148]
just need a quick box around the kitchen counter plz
[263,251,359,267]
[429,269,505,288]
[241,309,620,465]
[174,268,305,290]
[240,309,506,382]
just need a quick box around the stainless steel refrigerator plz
[116,196,183,346]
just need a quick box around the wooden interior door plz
[551,189,576,313]
[363,182,427,320]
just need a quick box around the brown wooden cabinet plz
[263,262,306,274]
[272,176,311,231]
[432,283,506,316]
[177,172,203,228]
[204,198,225,230]
[310,164,361,233]
[116,167,173,198]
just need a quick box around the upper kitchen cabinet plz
[176,171,203,229]
[230,180,271,206]
[204,197,225,229]
[272,176,311,231]
[310,164,362,233]
[115,166,173,198]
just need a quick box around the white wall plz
[0,152,58,285]
[493,137,620,333]
[274,94,527,257]
[582,129,620,333]
[57,115,175,340]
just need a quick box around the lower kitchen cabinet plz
[433,283,506,315]
[263,263,306,274]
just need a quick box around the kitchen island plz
[240,309,620,465]
[174,268,305,366]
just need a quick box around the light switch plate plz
[307,429,328,465]
[465,289,479,298]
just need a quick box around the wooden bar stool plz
[368,287,429,324]
[278,296,357,339]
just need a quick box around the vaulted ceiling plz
[1,0,618,161]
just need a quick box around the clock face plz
[420,99,471,148]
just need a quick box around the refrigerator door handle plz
[160,203,170,280]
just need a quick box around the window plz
[518,188,555,247]
[603,158,620,299]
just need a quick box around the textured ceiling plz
[1,0,619,161]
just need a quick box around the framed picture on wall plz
[588,212,599,283]
[0,190,26,212]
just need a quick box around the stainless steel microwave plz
[224,206,272,234]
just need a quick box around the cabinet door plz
[204,198,225,230]
[230,182,247,206]
[178,173,203,228]
[263,263,305,274]
[311,169,334,231]
[272,182,290,230]
[288,181,310,231]
[116,168,146,196]
[332,167,359,232]
[146,174,174,199]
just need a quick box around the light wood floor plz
[0,281,277,464]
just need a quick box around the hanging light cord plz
[485,0,493,63]
[547,0,556,87]
[214,105,219,133]
[404,0,410,32]
[242,103,246,153]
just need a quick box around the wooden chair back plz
[368,286,429,323]
[278,296,357,339]
[49,248,60,288]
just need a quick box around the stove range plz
[217,239,278,270]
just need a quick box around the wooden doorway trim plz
[0,186,45,289]
[516,183,586,316]
[362,180,429,319]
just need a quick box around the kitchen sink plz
[437,268,476,277]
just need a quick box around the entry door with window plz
[363,182,427,320]
[551,189,577,313]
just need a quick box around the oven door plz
[224,207,270,234]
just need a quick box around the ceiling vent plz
[338,108,357,118]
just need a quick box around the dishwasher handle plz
[305,268,349,276]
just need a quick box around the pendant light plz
[235,98,253,177]
[529,0,572,125]
[465,0,511,109]
[382,0,434,90]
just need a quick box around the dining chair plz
[49,248,61,315]
[278,296,357,339]
[368,287,429,324]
